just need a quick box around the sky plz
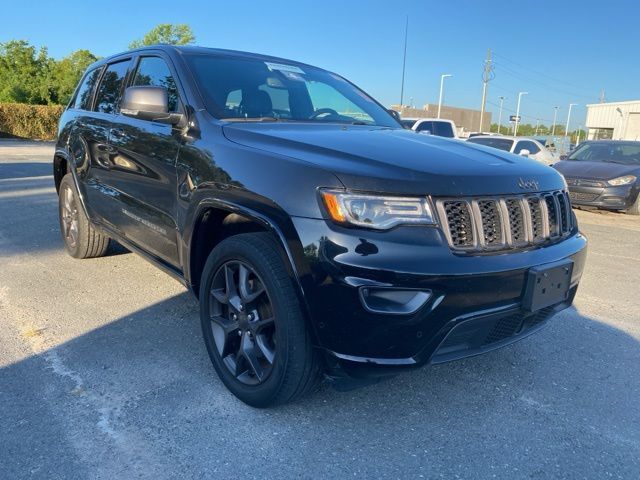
[3,0,638,129]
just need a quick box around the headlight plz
[320,190,436,229]
[608,175,637,186]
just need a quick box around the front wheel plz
[627,192,640,215]
[199,233,321,407]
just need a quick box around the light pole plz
[514,91,528,137]
[497,96,505,134]
[551,106,559,137]
[564,103,578,151]
[437,74,452,119]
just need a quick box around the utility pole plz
[535,119,540,136]
[551,106,559,137]
[564,103,578,152]
[576,125,582,145]
[399,16,409,107]
[514,91,528,137]
[437,74,452,119]
[478,48,494,132]
[497,96,505,134]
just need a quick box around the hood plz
[222,123,565,196]
[553,160,640,180]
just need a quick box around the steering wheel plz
[309,108,340,120]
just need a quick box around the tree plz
[0,40,54,104]
[50,49,98,105]
[129,24,195,49]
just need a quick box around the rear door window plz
[94,60,131,114]
[73,67,101,110]
[431,121,455,138]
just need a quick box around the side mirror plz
[559,154,568,160]
[121,86,183,125]
[519,149,531,157]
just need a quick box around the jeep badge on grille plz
[518,178,539,190]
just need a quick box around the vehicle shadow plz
[2,291,639,478]
[0,161,53,180]
[0,183,128,258]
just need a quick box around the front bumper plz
[567,183,639,209]
[292,217,587,377]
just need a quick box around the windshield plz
[567,142,640,164]
[467,137,514,151]
[185,54,399,127]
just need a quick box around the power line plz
[493,61,594,101]
[493,52,594,95]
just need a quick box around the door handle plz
[109,127,126,139]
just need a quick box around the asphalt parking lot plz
[1,140,639,479]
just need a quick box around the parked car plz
[53,45,586,407]
[466,135,556,165]
[400,117,458,139]
[553,140,640,214]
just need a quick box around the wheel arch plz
[53,149,70,194]
[185,199,313,313]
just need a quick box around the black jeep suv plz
[54,46,587,407]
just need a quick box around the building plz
[390,104,491,135]
[585,100,640,141]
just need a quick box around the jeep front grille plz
[435,191,573,252]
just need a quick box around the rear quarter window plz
[72,67,101,110]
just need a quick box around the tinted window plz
[132,56,179,112]
[184,55,397,127]
[73,67,101,110]
[416,121,433,133]
[515,140,541,154]
[400,119,416,129]
[431,121,455,138]
[568,142,640,164]
[94,60,130,114]
[467,137,514,151]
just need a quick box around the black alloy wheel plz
[199,233,321,407]
[208,260,276,385]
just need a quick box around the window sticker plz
[265,62,305,74]
[281,71,304,81]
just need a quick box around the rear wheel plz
[199,233,320,407]
[58,174,110,258]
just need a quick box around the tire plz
[199,232,321,407]
[58,173,110,259]
[627,193,640,215]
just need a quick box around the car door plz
[104,54,183,267]
[81,58,133,231]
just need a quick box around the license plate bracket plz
[523,260,573,312]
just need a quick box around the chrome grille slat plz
[436,190,573,253]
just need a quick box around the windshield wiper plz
[225,117,282,123]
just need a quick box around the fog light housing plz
[359,287,431,315]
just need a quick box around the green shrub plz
[0,103,64,140]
